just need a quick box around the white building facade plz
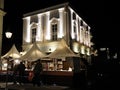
[22,3,92,58]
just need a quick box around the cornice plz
[23,2,69,17]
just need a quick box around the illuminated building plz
[22,3,93,67]
[0,0,6,70]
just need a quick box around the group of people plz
[13,61,25,85]
[13,59,43,86]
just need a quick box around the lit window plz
[32,28,36,43]
[73,21,77,41]
[52,23,57,41]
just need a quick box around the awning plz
[20,42,47,61]
[1,44,21,59]
[48,39,80,58]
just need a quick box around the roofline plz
[23,2,69,17]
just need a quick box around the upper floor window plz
[31,23,37,43]
[32,28,37,43]
[50,10,59,20]
[73,12,76,20]
[73,21,77,41]
[30,15,38,24]
[52,23,57,41]
[50,18,58,41]
[80,20,83,26]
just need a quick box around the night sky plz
[2,0,120,55]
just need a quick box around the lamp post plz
[5,31,12,90]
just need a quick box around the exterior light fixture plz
[5,32,12,38]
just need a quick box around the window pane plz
[32,28,36,43]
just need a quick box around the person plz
[32,59,43,87]
[17,61,26,85]
[12,64,19,84]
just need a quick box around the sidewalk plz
[0,82,69,90]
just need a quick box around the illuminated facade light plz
[81,45,85,54]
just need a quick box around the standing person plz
[32,59,43,87]
[12,64,19,84]
[17,61,26,85]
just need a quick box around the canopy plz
[20,43,47,61]
[2,44,21,59]
[48,39,79,58]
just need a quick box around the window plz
[73,12,76,20]
[80,20,83,26]
[30,15,38,24]
[73,21,77,41]
[32,28,36,43]
[50,18,58,41]
[52,23,57,41]
[50,10,59,20]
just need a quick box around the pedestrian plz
[32,59,43,87]
[12,64,18,84]
[17,61,26,85]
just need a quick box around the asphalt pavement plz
[0,82,70,90]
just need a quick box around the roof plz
[20,42,47,61]
[1,44,21,59]
[23,2,69,17]
[48,39,80,58]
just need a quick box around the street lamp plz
[5,32,12,39]
[5,31,12,90]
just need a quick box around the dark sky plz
[2,0,120,55]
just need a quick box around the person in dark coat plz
[32,59,43,86]
[12,64,19,84]
[17,61,26,85]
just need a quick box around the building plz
[0,0,6,70]
[22,3,93,70]
[0,0,6,57]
